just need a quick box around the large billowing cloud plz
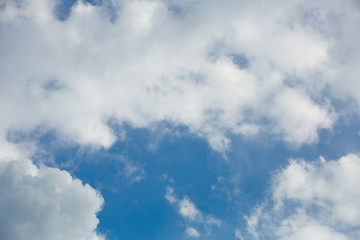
[242,154,360,239]
[0,158,104,240]
[4,0,359,155]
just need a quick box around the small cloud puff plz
[165,186,221,238]
[186,227,201,238]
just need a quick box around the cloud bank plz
[4,0,359,155]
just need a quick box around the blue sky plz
[1,0,360,240]
[37,117,359,240]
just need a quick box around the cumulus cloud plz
[0,158,104,240]
[270,88,334,145]
[3,0,356,156]
[242,154,360,239]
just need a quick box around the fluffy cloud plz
[3,0,357,156]
[243,154,360,239]
[0,158,104,240]
[270,88,334,145]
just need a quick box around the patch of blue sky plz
[168,5,187,19]
[54,0,77,21]
[35,129,221,239]
[54,0,115,21]
[17,114,358,239]
[42,78,64,91]
[231,53,249,69]
[206,41,250,70]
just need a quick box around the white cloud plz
[165,186,177,204]
[165,186,210,223]
[1,0,353,156]
[165,186,220,237]
[270,88,334,145]
[0,158,104,240]
[179,197,202,221]
[243,154,360,239]
[276,210,348,240]
[186,227,201,238]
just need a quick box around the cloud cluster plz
[3,0,359,156]
[242,154,360,239]
[1,0,360,239]
[0,158,104,240]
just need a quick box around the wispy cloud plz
[186,227,201,238]
[117,157,146,185]
[165,186,221,237]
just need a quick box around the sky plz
[1,0,360,239]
